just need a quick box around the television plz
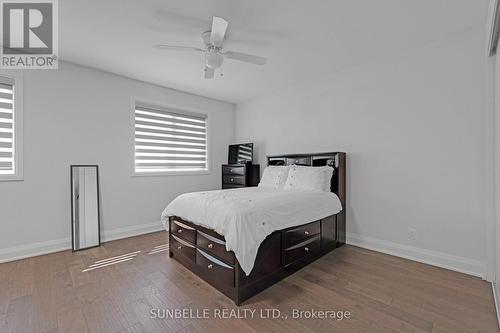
[228,143,253,164]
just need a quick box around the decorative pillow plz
[283,165,334,192]
[258,166,291,189]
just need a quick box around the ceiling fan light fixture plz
[205,51,223,69]
[155,16,266,78]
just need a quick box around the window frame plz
[130,97,211,177]
[0,74,23,182]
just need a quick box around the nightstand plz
[222,164,260,189]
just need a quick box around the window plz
[0,76,22,181]
[134,102,208,175]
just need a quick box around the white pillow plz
[283,165,333,192]
[258,166,291,189]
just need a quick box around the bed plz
[162,152,346,305]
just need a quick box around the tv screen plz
[228,143,253,164]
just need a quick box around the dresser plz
[221,164,260,189]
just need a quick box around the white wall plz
[0,62,234,260]
[235,28,490,276]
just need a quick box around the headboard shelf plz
[266,151,346,245]
[268,152,341,166]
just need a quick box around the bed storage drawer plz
[171,219,196,244]
[282,235,321,266]
[283,221,320,248]
[196,249,234,287]
[222,165,245,176]
[197,231,235,265]
[171,235,196,262]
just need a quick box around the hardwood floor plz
[0,231,498,333]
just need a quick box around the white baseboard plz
[0,221,165,264]
[346,232,486,278]
[0,237,71,264]
[0,226,486,280]
[493,283,500,328]
[101,221,164,242]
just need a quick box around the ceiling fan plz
[155,16,266,79]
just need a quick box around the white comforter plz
[161,187,342,275]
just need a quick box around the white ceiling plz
[60,0,489,103]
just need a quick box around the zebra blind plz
[0,78,14,175]
[134,104,208,173]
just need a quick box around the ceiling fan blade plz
[223,51,266,65]
[210,16,228,46]
[204,66,214,79]
[154,44,204,52]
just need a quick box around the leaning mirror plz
[71,165,101,251]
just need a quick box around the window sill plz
[0,175,23,182]
[132,170,211,177]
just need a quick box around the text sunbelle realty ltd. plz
[150,308,352,320]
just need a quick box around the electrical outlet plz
[408,228,417,240]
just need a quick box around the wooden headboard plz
[266,152,346,244]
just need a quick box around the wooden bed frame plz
[168,152,346,305]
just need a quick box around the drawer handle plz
[177,245,182,250]
[207,264,213,269]
[230,178,234,182]
[304,247,309,252]
[208,243,214,249]
[198,231,226,246]
[177,229,183,233]
[230,169,234,173]
[304,231,309,235]
[174,220,195,230]
[197,249,233,269]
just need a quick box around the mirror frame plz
[70,164,101,252]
